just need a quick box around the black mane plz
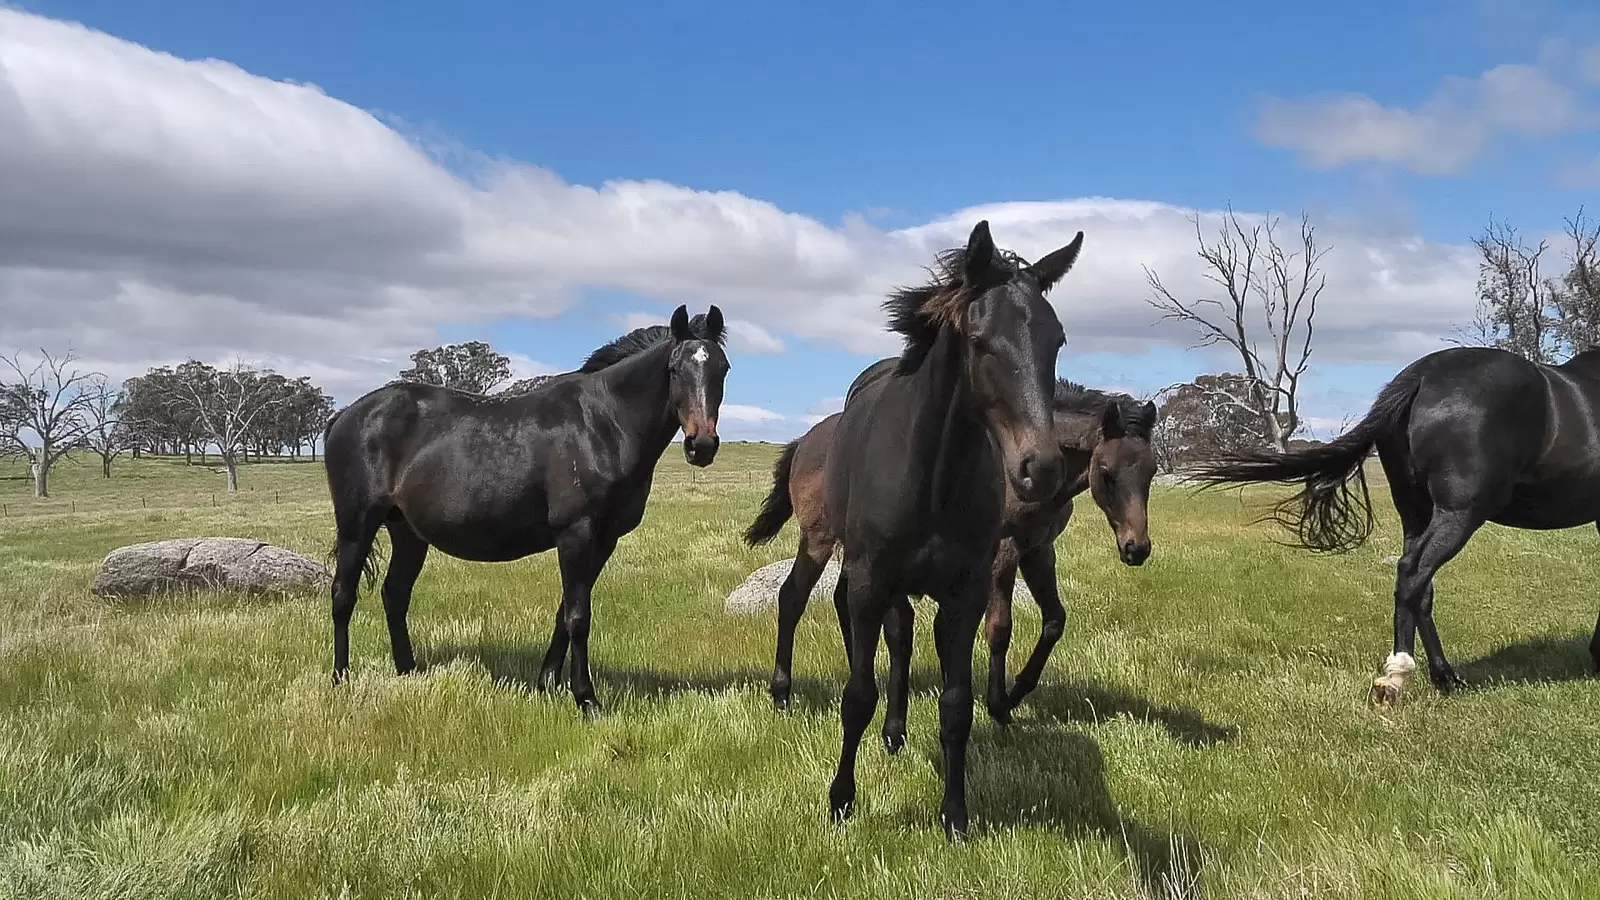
[578,314,727,374]
[1054,378,1156,439]
[882,245,1030,373]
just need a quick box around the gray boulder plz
[91,537,329,599]
[725,556,1032,615]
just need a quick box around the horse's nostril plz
[1019,452,1037,485]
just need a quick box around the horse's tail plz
[743,438,801,547]
[1188,368,1424,553]
[324,535,384,589]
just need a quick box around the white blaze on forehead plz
[692,346,709,363]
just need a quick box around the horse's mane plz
[882,245,1030,373]
[578,314,727,374]
[1054,378,1156,439]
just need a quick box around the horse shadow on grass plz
[419,640,839,710]
[1455,632,1599,690]
[891,723,1205,898]
[1018,680,1239,748]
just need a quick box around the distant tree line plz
[2,351,335,498]
[2,337,561,500]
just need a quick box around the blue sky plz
[3,0,1598,441]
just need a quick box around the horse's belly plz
[1493,483,1600,530]
[409,517,556,562]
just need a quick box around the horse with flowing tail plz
[1189,345,1600,706]
[322,305,730,718]
[744,376,1156,745]
[794,219,1082,840]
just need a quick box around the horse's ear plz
[1140,400,1157,431]
[963,220,995,281]
[704,305,725,343]
[1026,231,1084,294]
[1101,401,1127,439]
[670,305,692,342]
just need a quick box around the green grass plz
[2,448,1599,899]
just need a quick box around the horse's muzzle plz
[1119,537,1151,567]
[684,433,719,467]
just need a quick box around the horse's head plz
[667,304,730,467]
[958,221,1083,503]
[1086,399,1158,566]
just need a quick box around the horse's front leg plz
[829,561,889,825]
[554,521,618,719]
[983,540,1021,725]
[933,575,986,842]
[1005,540,1066,713]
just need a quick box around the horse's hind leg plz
[881,595,914,754]
[1373,502,1482,706]
[381,516,430,675]
[769,532,834,711]
[331,507,386,685]
[1590,523,1600,673]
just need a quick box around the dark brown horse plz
[745,376,1156,748]
[758,220,1082,839]
[322,306,730,717]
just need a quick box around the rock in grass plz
[724,556,1032,614]
[91,537,329,599]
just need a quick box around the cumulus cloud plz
[802,396,845,426]
[1253,52,1597,174]
[720,404,786,424]
[0,7,1484,414]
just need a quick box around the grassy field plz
[3,447,1600,899]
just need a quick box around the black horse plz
[820,220,1083,840]
[744,376,1157,744]
[322,305,730,717]
[1191,345,1600,706]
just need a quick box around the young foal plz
[322,305,729,717]
[745,378,1156,746]
[815,220,1082,840]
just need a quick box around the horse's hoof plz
[537,671,561,694]
[770,692,791,714]
[940,811,969,843]
[1431,671,1467,693]
[331,669,348,687]
[882,727,907,755]
[828,782,856,823]
[578,698,603,720]
[1368,680,1401,708]
[986,703,1014,726]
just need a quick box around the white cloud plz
[802,396,844,426]
[719,404,786,424]
[726,319,785,355]
[0,7,1487,410]
[1253,51,1597,175]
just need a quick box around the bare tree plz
[82,376,132,478]
[1456,216,1559,361]
[0,349,99,498]
[1145,206,1327,454]
[1454,207,1600,362]
[165,360,286,493]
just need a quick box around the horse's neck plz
[1055,409,1102,495]
[909,328,988,506]
[595,344,678,464]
